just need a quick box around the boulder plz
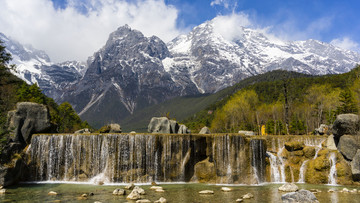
[113,188,126,195]
[155,197,167,203]
[351,149,360,181]
[178,124,190,134]
[7,102,51,145]
[303,146,316,159]
[109,124,122,133]
[332,114,360,138]
[199,190,214,194]
[284,141,304,152]
[278,183,299,192]
[326,135,337,151]
[148,117,180,134]
[281,189,318,203]
[199,126,210,134]
[337,135,360,160]
[0,189,6,194]
[193,157,216,182]
[126,190,141,200]
[315,124,329,135]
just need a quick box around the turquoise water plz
[1,183,360,203]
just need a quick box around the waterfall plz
[250,139,266,184]
[27,134,266,184]
[297,160,308,183]
[328,153,337,185]
[266,152,281,182]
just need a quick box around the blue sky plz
[1,0,359,62]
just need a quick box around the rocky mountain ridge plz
[2,18,360,127]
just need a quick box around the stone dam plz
[24,133,349,185]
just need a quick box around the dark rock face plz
[0,158,25,187]
[148,117,183,134]
[285,141,305,152]
[351,149,360,181]
[7,102,51,145]
[332,114,359,139]
[337,135,360,160]
[281,189,319,203]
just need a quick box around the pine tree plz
[337,88,358,114]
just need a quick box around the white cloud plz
[211,0,228,8]
[0,0,183,62]
[331,37,360,52]
[212,13,251,41]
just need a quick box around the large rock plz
[199,126,210,134]
[281,189,319,203]
[7,102,51,145]
[332,114,360,138]
[315,124,329,135]
[148,117,180,134]
[0,158,25,187]
[98,123,122,133]
[326,135,337,151]
[278,183,299,192]
[351,149,360,181]
[193,157,216,182]
[178,124,190,134]
[337,135,360,160]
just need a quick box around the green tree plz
[17,83,46,104]
[337,88,358,114]
[0,40,11,66]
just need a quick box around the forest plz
[184,66,360,135]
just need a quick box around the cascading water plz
[27,134,266,184]
[297,160,308,183]
[266,152,281,182]
[328,152,337,185]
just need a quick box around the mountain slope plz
[164,20,360,93]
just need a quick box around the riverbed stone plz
[136,199,151,203]
[221,187,232,192]
[278,183,299,192]
[199,126,210,134]
[236,199,243,202]
[48,191,58,195]
[125,183,135,190]
[337,135,360,160]
[326,135,337,151]
[150,186,163,190]
[199,190,214,194]
[351,149,360,181]
[332,114,360,138]
[193,157,216,183]
[133,186,145,195]
[155,197,167,203]
[281,189,318,203]
[242,193,254,199]
[7,102,51,145]
[113,188,126,195]
[127,190,141,200]
[156,189,165,193]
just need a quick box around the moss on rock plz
[285,141,304,152]
[193,157,216,183]
[303,146,316,159]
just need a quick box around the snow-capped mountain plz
[0,32,87,100]
[59,25,199,127]
[164,20,360,93]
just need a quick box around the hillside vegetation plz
[0,41,90,153]
[121,70,311,132]
[184,65,360,134]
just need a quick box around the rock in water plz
[242,193,254,199]
[199,190,214,194]
[7,102,51,145]
[127,190,141,200]
[199,126,210,134]
[136,199,151,203]
[113,188,126,195]
[236,199,243,202]
[337,135,360,160]
[351,149,360,181]
[48,191,58,195]
[133,186,146,195]
[150,186,163,190]
[125,183,135,190]
[221,187,232,192]
[332,114,360,138]
[281,189,319,203]
[155,197,167,203]
[278,183,299,192]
